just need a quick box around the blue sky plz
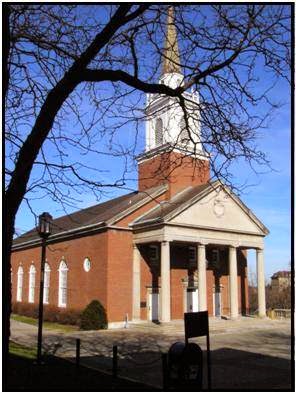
[231,109,291,280]
[12,5,291,282]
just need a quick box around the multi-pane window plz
[149,245,159,262]
[189,246,196,263]
[58,260,68,308]
[155,118,163,146]
[28,265,36,303]
[43,263,51,304]
[212,249,220,264]
[16,266,23,302]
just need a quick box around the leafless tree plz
[4,4,291,367]
[266,285,291,310]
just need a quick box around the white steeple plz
[144,7,204,156]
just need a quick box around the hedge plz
[12,302,81,326]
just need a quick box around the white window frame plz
[16,266,23,302]
[43,262,51,304]
[58,260,68,308]
[28,264,36,303]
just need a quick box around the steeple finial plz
[162,6,181,75]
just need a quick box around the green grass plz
[12,314,37,325]
[11,314,78,333]
[9,341,37,359]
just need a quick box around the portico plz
[131,182,268,322]
[132,240,266,322]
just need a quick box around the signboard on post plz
[184,311,209,341]
[184,311,211,390]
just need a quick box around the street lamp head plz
[38,212,53,238]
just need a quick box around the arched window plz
[179,117,188,143]
[58,260,68,308]
[28,265,36,303]
[155,118,163,146]
[17,266,23,302]
[43,263,51,304]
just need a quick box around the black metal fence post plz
[112,345,118,378]
[207,333,211,390]
[76,338,80,368]
[162,353,168,390]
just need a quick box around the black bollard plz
[76,338,80,368]
[112,345,118,378]
[162,353,168,390]
[207,334,211,390]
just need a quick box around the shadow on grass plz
[6,334,292,392]
[4,353,159,392]
[70,346,292,391]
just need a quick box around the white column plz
[198,243,207,311]
[229,246,239,319]
[132,244,141,321]
[256,248,266,318]
[161,241,171,322]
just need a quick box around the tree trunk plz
[3,204,14,388]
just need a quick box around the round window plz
[83,257,91,272]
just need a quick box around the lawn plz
[5,341,155,391]
[9,341,37,359]
[11,313,78,333]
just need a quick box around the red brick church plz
[11,9,268,327]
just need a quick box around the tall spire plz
[162,6,181,75]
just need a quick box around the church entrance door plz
[186,288,198,312]
[213,289,222,316]
[148,288,160,322]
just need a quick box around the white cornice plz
[136,143,209,164]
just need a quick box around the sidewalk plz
[10,317,292,390]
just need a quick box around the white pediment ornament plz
[213,198,225,218]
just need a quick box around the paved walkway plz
[11,317,292,390]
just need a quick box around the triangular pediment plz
[169,186,267,235]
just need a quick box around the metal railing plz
[267,309,291,319]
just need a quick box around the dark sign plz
[184,311,211,390]
[140,301,147,308]
[184,311,209,340]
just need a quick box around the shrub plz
[12,302,39,318]
[55,308,81,326]
[12,302,81,326]
[43,305,81,325]
[80,300,107,330]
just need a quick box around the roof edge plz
[108,184,168,225]
[12,221,106,251]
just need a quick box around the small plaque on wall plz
[140,301,147,308]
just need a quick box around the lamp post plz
[37,212,52,364]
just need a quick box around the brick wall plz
[11,224,249,323]
[11,231,108,312]
[106,229,133,322]
[138,151,210,198]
